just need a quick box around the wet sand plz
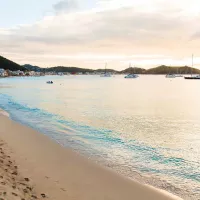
[0,114,182,200]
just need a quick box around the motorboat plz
[166,74,176,78]
[175,74,183,77]
[46,81,53,84]
[124,74,139,78]
[185,75,200,80]
[100,73,112,77]
[124,63,139,79]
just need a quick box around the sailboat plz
[166,65,176,78]
[175,68,183,77]
[124,63,139,79]
[166,74,176,78]
[100,63,111,77]
[185,54,200,79]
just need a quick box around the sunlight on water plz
[0,75,200,199]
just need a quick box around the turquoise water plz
[0,75,200,199]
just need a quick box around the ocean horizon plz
[0,75,200,199]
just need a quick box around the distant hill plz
[0,55,26,71]
[23,64,118,74]
[45,66,94,74]
[21,63,200,75]
[120,67,146,74]
[146,65,200,74]
[23,64,42,72]
[95,69,118,73]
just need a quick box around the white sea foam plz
[0,108,10,117]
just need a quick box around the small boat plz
[100,63,112,77]
[175,74,183,77]
[100,73,111,77]
[46,81,53,84]
[184,55,200,79]
[175,68,183,77]
[166,74,176,78]
[124,63,139,79]
[185,75,200,80]
[125,74,139,78]
[58,72,64,76]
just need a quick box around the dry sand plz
[0,114,183,200]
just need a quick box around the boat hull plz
[166,74,176,78]
[184,77,200,80]
[124,74,139,79]
[100,74,111,77]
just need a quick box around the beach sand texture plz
[0,114,182,200]
[0,139,41,200]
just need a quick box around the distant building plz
[45,71,56,75]
[28,71,35,76]
[0,68,5,76]
[0,68,8,77]
[12,70,24,76]
[57,72,64,76]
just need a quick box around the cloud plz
[1,0,200,69]
[53,0,78,13]
[6,6,187,46]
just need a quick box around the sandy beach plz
[0,113,182,200]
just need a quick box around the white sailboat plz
[175,68,183,77]
[166,74,176,78]
[124,63,139,79]
[185,54,200,79]
[100,63,111,77]
[166,65,176,78]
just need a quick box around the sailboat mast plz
[191,54,193,76]
[192,54,193,67]
[105,63,107,74]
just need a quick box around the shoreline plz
[0,113,182,200]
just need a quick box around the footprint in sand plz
[12,171,18,176]
[12,185,16,189]
[31,195,38,199]
[1,182,6,185]
[23,188,28,194]
[24,178,29,182]
[41,193,46,198]
[27,186,33,191]
[12,192,18,196]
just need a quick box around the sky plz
[1,0,200,70]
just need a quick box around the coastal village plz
[1,54,200,77]
[0,68,45,77]
[1,54,200,78]
[0,68,106,77]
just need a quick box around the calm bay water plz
[0,75,200,199]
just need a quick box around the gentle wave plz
[0,109,10,117]
[0,93,199,199]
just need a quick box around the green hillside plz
[0,55,26,71]
[146,65,200,74]
[120,67,146,74]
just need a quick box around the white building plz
[12,70,24,76]
[0,68,7,77]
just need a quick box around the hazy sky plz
[1,0,200,69]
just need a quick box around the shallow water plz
[0,75,199,199]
